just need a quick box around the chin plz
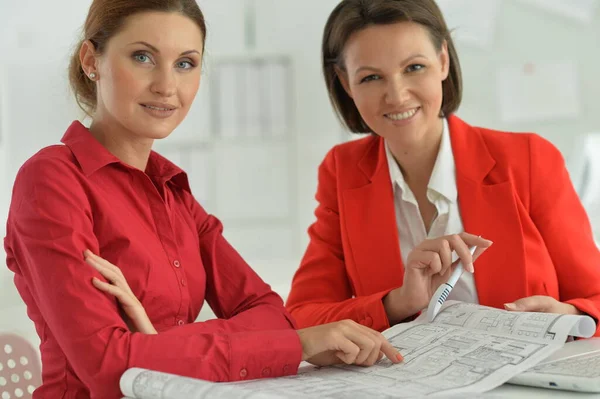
[131,120,178,140]
[146,129,175,140]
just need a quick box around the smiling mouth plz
[141,104,176,111]
[385,107,419,121]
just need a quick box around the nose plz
[150,66,177,97]
[385,75,409,106]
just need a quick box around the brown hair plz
[69,0,207,117]
[323,0,462,133]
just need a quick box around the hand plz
[84,250,158,334]
[384,233,493,324]
[504,296,583,315]
[297,320,403,367]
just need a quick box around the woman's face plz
[89,11,204,141]
[339,21,449,147]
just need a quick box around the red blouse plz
[4,121,302,399]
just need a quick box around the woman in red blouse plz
[3,1,402,398]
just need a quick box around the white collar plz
[385,118,457,203]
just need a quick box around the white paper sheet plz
[496,61,582,124]
[120,302,595,399]
[120,368,284,399]
[518,0,600,24]
[437,0,501,49]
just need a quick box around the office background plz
[0,0,599,347]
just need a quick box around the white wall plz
[1,0,599,338]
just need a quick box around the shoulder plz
[459,119,560,168]
[21,144,80,171]
[14,144,85,198]
[478,125,554,151]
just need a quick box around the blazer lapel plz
[341,138,405,295]
[449,116,528,309]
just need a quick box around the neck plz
[89,116,154,171]
[387,118,444,189]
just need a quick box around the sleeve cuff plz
[358,290,394,332]
[228,329,302,380]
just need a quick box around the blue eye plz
[406,64,425,73]
[133,53,152,64]
[176,60,195,70]
[360,74,381,83]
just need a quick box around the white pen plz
[426,245,477,322]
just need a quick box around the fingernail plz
[467,263,474,273]
[504,303,518,311]
[396,353,404,362]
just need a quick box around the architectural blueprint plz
[120,301,595,399]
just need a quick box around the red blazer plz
[286,115,600,336]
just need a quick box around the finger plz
[352,324,403,365]
[85,256,111,276]
[85,257,136,296]
[361,344,382,367]
[415,239,455,276]
[409,251,443,276]
[92,277,130,303]
[355,329,386,366]
[334,338,361,365]
[438,239,453,276]
[83,249,95,258]
[87,252,126,277]
[380,339,403,363]
[92,277,142,311]
[86,257,121,284]
[342,328,377,365]
[447,234,474,273]
[505,296,552,313]
[425,251,442,276]
[459,232,493,248]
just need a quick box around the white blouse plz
[384,118,479,304]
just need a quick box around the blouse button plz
[177,319,185,326]
[239,368,248,378]
[173,260,181,268]
[283,364,290,374]
[261,367,271,377]
[181,279,186,286]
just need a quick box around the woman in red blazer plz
[286,0,600,335]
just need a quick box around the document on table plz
[120,301,595,399]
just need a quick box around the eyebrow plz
[354,53,428,74]
[129,41,201,56]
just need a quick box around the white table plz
[488,384,600,398]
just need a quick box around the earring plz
[89,72,97,80]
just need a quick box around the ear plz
[439,40,450,81]
[334,65,353,99]
[80,40,99,78]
